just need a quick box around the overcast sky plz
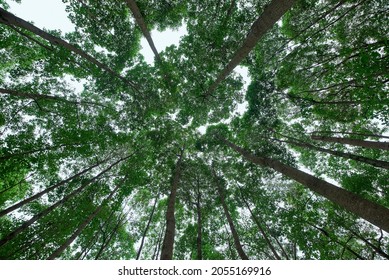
[7,0,249,114]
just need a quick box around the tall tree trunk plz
[195,190,202,260]
[160,148,184,260]
[94,211,127,260]
[0,154,133,248]
[275,136,389,170]
[220,137,389,233]
[0,8,137,91]
[239,188,281,259]
[0,157,110,218]
[311,135,389,151]
[204,0,295,97]
[0,88,106,108]
[46,176,124,259]
[348,229,389,259]
[213,170,249,260]
[152,222,165,260]
[0,142,90,162]
[307,222,365,260]
[311,131,389,140]
[125,0,161,62]
[136,193,159,260]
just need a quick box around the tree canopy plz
[0,0,388,260]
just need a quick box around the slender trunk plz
[311,131,389,140]
[0,154,133,248]
[348,229,389,259]
[136,193,159,260]
[275,236,290,260]
[239,189,281,259]
[214,170,249,260]
[276,136,389,170]
[205,0,295,97]
[274,0,345,56]
[0,172,35,195]
[0,88,107,108]
[95,208,129,260]
[220,137,389,233]
[152,222,165,260]
[47,180,122,259]
[0,142,89,162]
[0,158,109,218]
[160,149,184,260]
[308,223,365,259]
[0,8,137,91]
[311,135,389,151]
[196,190,202,260]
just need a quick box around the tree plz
[1,0,388,260]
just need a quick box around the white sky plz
[7,0,249,117]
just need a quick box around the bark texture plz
[220,137,389,233]
[160,149,184,260]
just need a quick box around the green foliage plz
[0,0,387,260]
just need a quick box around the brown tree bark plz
[220,137,389,233]
[311,135,389,151]
[160,148,184,260]
[204,0,295,98]
[125,0,161,63]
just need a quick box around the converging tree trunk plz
[46,177,124,259]
[0,153,134,249]
[0,157,110,218]
[220,137,389,233]
[239,188,281,259]
[0,8,138,91]
[0,88,106,108]
[205,0,295,97]
[213,170,249,260]
[195,190,203,260]
[160,148,184,260]
[311,135,389,151]
[275,136,389,170]
[136,193,159,260]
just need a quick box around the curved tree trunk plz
[204,0,295,97]
[136,193,159,260]
[0,8,137,91]
[160,148,184,260]
[311,135,389,151]
[220,137,389,233]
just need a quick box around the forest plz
[0,0,388,260]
